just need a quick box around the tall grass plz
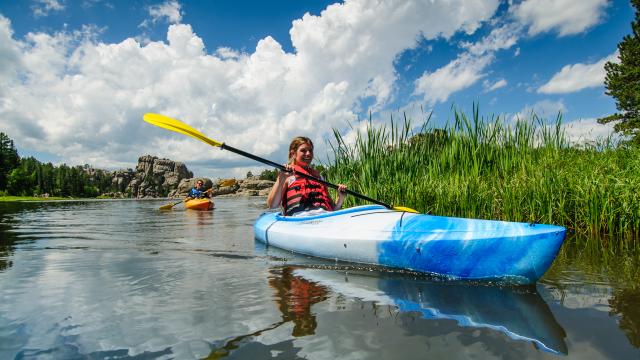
[325,106,640,253]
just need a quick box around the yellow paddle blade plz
[143,113,223,148]
[393,206,419,213]
[159,200,183,210]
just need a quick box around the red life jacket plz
[282,165,334,216]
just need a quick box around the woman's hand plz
[278,164,293,179]
[334,184,347,211]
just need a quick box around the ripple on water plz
[1,199,639,359]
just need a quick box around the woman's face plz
[293,142,314,166]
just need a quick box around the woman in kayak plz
[267,136,347,216]
[186,179,212,200]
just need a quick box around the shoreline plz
[0,194,268,202]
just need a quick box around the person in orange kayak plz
[267,136,347,216]
[186,179,212,200]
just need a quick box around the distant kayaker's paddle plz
[143,113,418,213]
[159,199,183,210]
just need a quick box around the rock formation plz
[104,155,193,198]
[103,155,275,198]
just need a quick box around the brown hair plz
[288,136,313,164]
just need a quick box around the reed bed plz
[325,107,640,253]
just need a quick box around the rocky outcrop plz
[103,155,193,198]
[167,177,274,198]
[168,178,215,198]
[111,169,135,194]
[130,155,192,198]
[234,178,274,197]
[101,155,276,198]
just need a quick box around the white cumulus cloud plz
[538,52,618,94]
[414,20,519,105]
[31,0,65,18]
[415,53,494,105]
[562,117,617,145]
[0,0,500,177]
[511,0,609,37]
[483,78,507,92]
[513,99,567,122]
[149,0,183,24]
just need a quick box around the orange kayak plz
[185,198,214,211]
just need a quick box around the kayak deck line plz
[270,205,389,222]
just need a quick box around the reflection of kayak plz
[254,205,566,284]
[185,198,214,210]
[293,268,567,355]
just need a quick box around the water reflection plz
[2,199,639,358]
[268,267,329,337]
[609,287,640,348]
[202,267,329,359]
[0,201,44,271]
[185,207,215,227]
[205,265,568,358]
[0,217,16,271]
[292,267,567,354]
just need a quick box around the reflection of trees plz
[553,247,640,349]
[0,229,15,271]
[268,266,329,337]
[609,287,640,348]
[0,203,24,271]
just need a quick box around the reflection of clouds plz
[3,198,639,359]
[3,249,281,358]
[543,283,612,311]
[0,198,280,359]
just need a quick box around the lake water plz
[0,198,638,359]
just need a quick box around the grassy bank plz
[325,107,640,253]
[0,196,69,202]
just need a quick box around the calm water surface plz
[0,198,638,359]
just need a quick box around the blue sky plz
[0,0,634,178]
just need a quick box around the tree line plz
[0,132,115,197]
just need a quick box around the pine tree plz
[0,132,20,190]
[599,0,640,145]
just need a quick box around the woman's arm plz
[266,167,290,209]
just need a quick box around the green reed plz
[325,106,640,252]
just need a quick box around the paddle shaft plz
[142,113,401,210]
[220,143,393,209]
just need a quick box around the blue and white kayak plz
[254,205,566,284]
